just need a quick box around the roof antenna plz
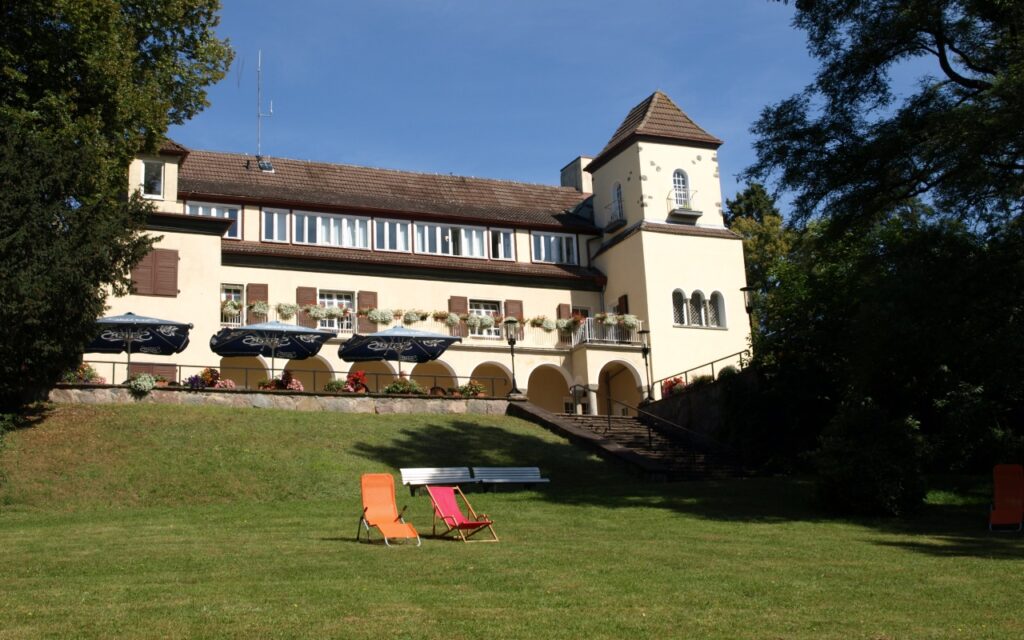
[256,50,274,172]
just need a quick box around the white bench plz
[400,467,475,495]
[472,467,550,489]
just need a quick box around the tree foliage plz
[0,1,231,410]
[748,0,1024,230]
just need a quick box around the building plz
[100,91,749,414]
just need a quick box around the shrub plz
[61,363,104,384]
[323,379,346,393]
[200,367,220,387]
[213,379,236,390]
[383,378,424,395]
[459,379,487,396]
[128,373,156,396]
[815,400,926,516]
[689,374,714,388]
[661,376,685,396]
[281,370,304,392]
[717,365,740,380]
[186,375,205,390]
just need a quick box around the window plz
[131,249,177,297]
[142,161,163,198]
[490,228,515,260]
[221,284,243,325]
[294,211,370,249]
[414,223,487,258]
[318,290,354,332]
[611,183,624,221]
[187,202,240,239]
[673,170,690,209]
[374,219,411,252]
[571,306,590,319]
[262,208,289,243]
[672,289,687,325]
[689,290,707,327]
[531,232,578,265]
[468,300,501,337]
[708,292,725,327]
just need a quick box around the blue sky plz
[170,1,816,203]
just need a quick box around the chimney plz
[560,156,593,193]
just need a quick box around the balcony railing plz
[571,317,644,347]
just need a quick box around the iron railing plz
[571,317,644,347]
[653,349,750,397]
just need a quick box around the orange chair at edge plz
[357,473,421,546]
[989,464,1023,532]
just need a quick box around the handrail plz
[653,349,751,392]
[605,397,734,455]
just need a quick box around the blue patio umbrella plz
[85,312,192,374]
[209,321,336,377]
[338,326,462,363]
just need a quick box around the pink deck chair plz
[426,485,499,542]
[990,464,1023,532]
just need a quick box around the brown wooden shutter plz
[448,296,468,315]
[617,294,629,314]
[296,286,318,328]
[128,363,178,382]
[504,299,524,322]
[246,283,268,323]
[130,252,155,295]
[556,303,571,319]
[127,363,153,378]
[357,290,378,332]
[154,250,178,297]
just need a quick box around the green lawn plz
[1,404,1021,639]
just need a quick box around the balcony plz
[570,317,644,347]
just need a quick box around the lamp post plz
[740,286,755,333]
[506,322,522,395]
[638,329,653,402]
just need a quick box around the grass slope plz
[0,404,1021,639]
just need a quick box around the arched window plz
[689,290,706,326]
[611,183,624,221]
[672,289,687,325]
[708,292,725,327]
[673,170,690,208]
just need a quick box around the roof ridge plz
[184,148,580,193]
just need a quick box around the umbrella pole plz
[126,331,133,381]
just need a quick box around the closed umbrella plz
[209,321,336,377]
[339,326,461,363]
[85,312,192,376]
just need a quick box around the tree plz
[748,0,1024,231]
[0,1,232,411]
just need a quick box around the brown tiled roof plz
[177,150,596,231]
[586,91,722,173]
[159,139,189,157]
[222,240,607,286]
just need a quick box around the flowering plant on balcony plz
[220,299,244,315]
[432,310,450,322]
[465,314,495,330]
[325,306,349,320]
[661,376,685,396]
[248,300,270,316]
[445,313,463,328]
[275,303,297,320]
[383,378,425,395]
[303,304,330,321]
[258,370,304,391]
[541,318,557,332]
[366,308,393,324]
[402,310,422,325]
[213,378,236,390]
[128,373,156,396]
[343,370,369,393]
[621,314,640,330]
[459,379,487,397]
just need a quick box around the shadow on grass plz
[1,403,52,434]
[351,421,1024,559]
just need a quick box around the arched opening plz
[673,169,690,208]
[348,360,396,393]
[709,291,726,327]
[596,361,643,416]
[470,362,512,397]
[218,356,266,390]
[672,289,687,325]
[410,361,456,394]
[284,356,332,393]
[526,365,571,414]
[689,290,707,327]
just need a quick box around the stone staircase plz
[555,413,741,479]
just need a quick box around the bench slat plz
[471,467,549,483]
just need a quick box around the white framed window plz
[220,284,244,325]
[294,211,370,249]
[673,170,691,209]
[262,208,289,243]
[374,219,411,252]
[531,232,578,265]
[611,182,624,221]
[489,228,515,260]
[142,161,163,198]
[468,300,502,337]
[672,289,687,325]
[414,223,487,258]
[571,306,590,319]
[187,202,241,239]
[318,290,354,332]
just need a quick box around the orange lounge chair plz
[426,485,498,542]
[357,473,421,546]
[989,464,1023,532]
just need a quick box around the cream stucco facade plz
[95,92,748,415]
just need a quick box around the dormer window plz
[611,183,624,221]
[673,170,690,209]
[142,161,163,199]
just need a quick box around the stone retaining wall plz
[49,386,510,415]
